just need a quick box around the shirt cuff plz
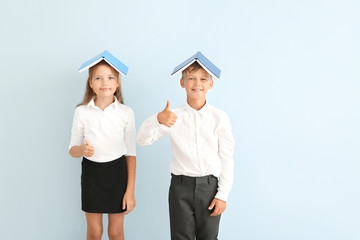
[214,190,229,202]
[125,153,136,157]
[150,114,162,128]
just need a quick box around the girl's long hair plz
[77,60,124,107]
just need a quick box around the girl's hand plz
[157,100,177,127]
[82,139,94,157]
[123,191,136,214]
[208,198,226,216]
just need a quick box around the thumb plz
[208,199,216,210]
[85,139,91,146]
[164,100,170,110]
[123,199,126,210]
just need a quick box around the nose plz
[101,78,108,85]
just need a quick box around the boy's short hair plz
[182,61,211,79]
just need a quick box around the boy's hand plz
[82,139,94,157]
[157,100,177,127]
[208,198,226,216]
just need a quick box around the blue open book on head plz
[78,50,129,76]
[171,51,221,80]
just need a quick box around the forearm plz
[69,145,84,158]
[216,163,234,201]
[217,123,235,201]
[137,114,169,145]
[216,146,234,201]
[125,156,136,193]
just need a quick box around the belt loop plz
[207,175,210,184]
[180,175,183,184]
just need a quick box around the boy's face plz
[90,64,120,98]
[181,68,213,101]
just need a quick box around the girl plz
[69,53,136,240]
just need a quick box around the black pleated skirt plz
[81,156,127,213]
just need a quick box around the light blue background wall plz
[1,0,359,239]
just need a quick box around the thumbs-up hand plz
[82,139,94,157]
[157,100,177,127]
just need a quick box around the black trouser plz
[169,174,221,240]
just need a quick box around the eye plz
[109,76,114,80]
[188,77,194,80]
[201,78,207,81]
[95,77,101,80]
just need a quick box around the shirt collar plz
[184,101,210,115]
[87,96,119,110]
[113,97,119,110]
[87,98,96,109]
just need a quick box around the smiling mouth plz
[192,89,203,92]
[100,88,111,91]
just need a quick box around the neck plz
[94,96,115,111]
[187,97,206,111]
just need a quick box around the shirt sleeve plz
[124,108,136,156]
[215,113,235,202]
[69,107,84,150]
[136,114,170,146]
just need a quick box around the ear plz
[180,78,185,88]
[89,79,93,89]
[209,79,214,89]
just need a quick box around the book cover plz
[78,50,129,76]
[171,51,221,80]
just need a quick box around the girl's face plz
[90,64,120,99]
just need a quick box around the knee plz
[108,225,123,240]
[87,226,103,240]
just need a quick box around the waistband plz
[171,174,217,184]
[82,155,126,165]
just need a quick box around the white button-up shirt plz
[69,98,136,162]
[137,102,234,201]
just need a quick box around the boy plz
[137,52,234,240]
